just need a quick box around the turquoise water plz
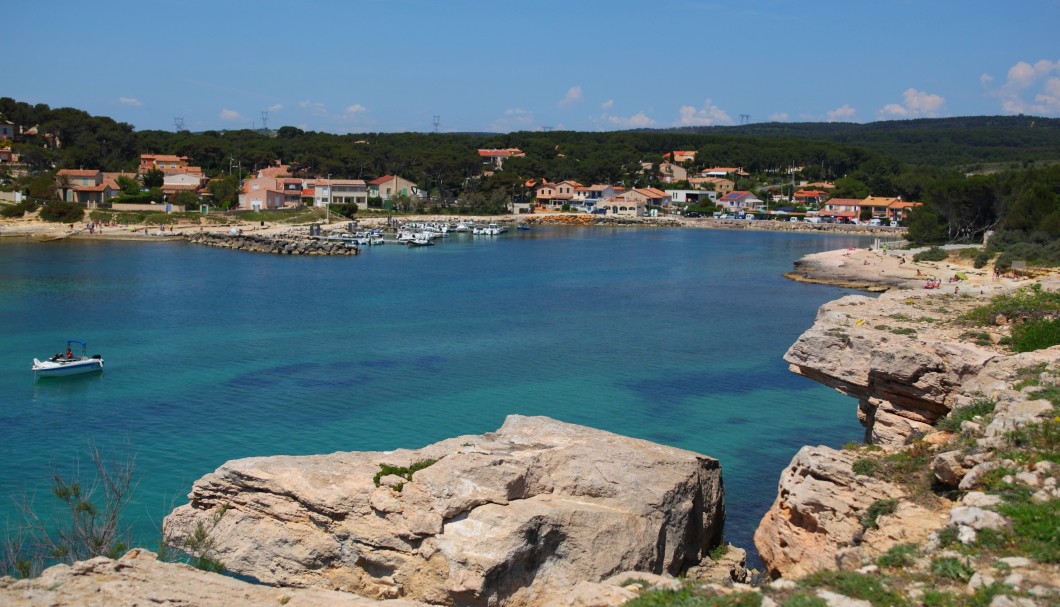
[1,226,868,565]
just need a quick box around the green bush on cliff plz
[797,571,905,607]
[372,459,438,489]
[861,499,898,529]
[1010,318,1060,352]
[935,398,996,433]
[626,588,762,607]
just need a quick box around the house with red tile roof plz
[793,189,830,206]
[887,200,922,222]
[310,178,367,209]
[368,175,422,202]
[56,169,120,206]
[717,190,763,212]
[477,148,525,169]
[139,154,203,176]
[700,167,748,178]
[657,161,688,183]
[821,198,863,217]
[687,177,734,195]
[663,150,697,163]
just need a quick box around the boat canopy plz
[66,340,87,347]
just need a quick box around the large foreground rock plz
[0,549,427,607]
[165,415,724,606]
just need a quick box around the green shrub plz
[876,543,918,568]
[913,246,949,262]
[372,459,438,489]
[931,557,974,580]
[861,499,898,529]
[974,250,992,268]
[798,571,905,607]
[625,588,761,607]
[781,595,828,607]
[852,458,880,477]
[963,286,1060,326]
[1010,318,1060,352]
[38,201,84,223]
[935,398,996,432]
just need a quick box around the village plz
[0,114,921,225]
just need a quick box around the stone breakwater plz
[163,415,725,607]
[185,231,359,255]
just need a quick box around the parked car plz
[684,211,701,218]
[789,217,800,222]
[591,208,607,214]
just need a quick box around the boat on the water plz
[32,340,104,378]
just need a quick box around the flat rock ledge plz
[782,285,1059,447]
[186,231,359,255]
[0,549,428,607]
[164,415,724,607]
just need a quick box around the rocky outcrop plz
[0,549,428,607]
[752,445,942,579]
[783,290,1019,447]
[186,231,360,255]
[164,415,724,606]
[759,277,1060,586]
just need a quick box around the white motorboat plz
[33,340,104,378]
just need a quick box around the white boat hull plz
[32,357,104,377]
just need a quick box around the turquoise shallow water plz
[1,226,871,566]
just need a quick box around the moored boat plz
[32,340,104,378]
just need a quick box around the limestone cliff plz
[164,415,724,606]
[756,277,1059,600]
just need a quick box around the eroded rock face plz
[164,415,724,606]
[784,291,1007,447]
[0,549,428,607]
[752,446,941,579]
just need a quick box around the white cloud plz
[826,104,857,122]
[298,99,327,114]
[490,108,535,132]
[118,97,142,107]
[344,103,367,114]
[980,73,994,87]
[267,103,284,112]
[559,85,583,107]
[769,112,789,122]
[605,111,655,129]
[675,99,734,126]
[986,59,1060,115]
[878,88,947,119]
[219,108,244,122]
[601,99,614,110]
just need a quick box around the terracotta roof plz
[477,148,525,157]
[888,201,922,209]
[141,154,187,162]
[57,169,101,177]
[369,175,396,186]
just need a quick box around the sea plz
[0,225,880,568]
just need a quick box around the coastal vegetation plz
[960,285,1060,351]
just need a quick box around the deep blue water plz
[0,226,871,566]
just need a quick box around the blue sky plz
[8,0,1060,134]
